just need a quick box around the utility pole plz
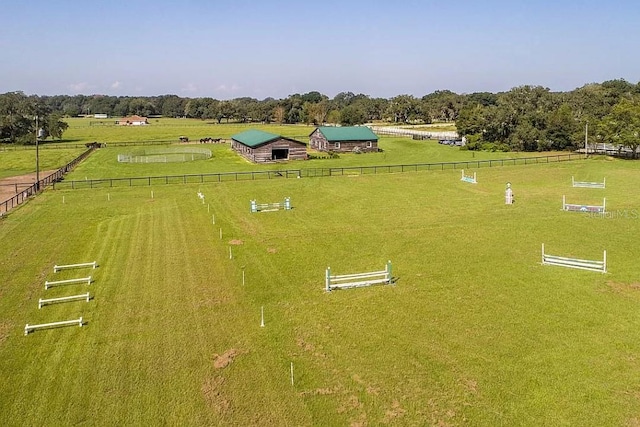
[584,121,589,158]
[35,115,40,190]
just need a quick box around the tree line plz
[1,79,639,156]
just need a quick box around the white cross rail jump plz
[39,293,91,309]
[53,261,97,272]
[572,176,605,189]
[25,317,83,335]
[325,261,393,291]
[45,276,92,290]
[461,170,477,184]
[562,195,606,213]
[541,244,607,273]
[250,197,291,213]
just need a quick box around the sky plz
[1,0,638,100]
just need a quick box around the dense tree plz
[2,80,640,155]
[340,104,366,125]
[0,92,68,143]
[421,90,463,122]
[598,98,640,158]
[387,95,417,123]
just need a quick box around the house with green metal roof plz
[231,129,307,163]
[309,126,379,153]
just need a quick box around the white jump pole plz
[212,214,215,225]
[39,293,90,309]
[229,246,233,260]
[25,317,83,335]
[261,306,265,327]
[290,362,294,386]
[219,228,222,240]
[151,190,154,199]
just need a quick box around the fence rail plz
[0,147,96,214]
[50,153,583,190]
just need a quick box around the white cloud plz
[181,82,198,93]
[111,81,121,89]
[216,84,241,92]
[68,82,92,93]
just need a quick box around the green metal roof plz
[315,126,378,142]
[232,129,280,148]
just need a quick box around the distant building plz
[118,115,148,126]
[310,126,379,153]
[93,113,108,119]
[231,129,307,163]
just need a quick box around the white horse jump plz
[25,317,83,335]
[572,176,605,189]
[45,276,92,290]
[562,195,606,213]
[541,244,607,273]
[325,261,392,292]
[39,293,91,309]
[250,197,291,213]
[54,261,97,272]
[461,170,477,184]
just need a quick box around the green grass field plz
[1,149,640,425]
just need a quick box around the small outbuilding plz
[231,129,308,163]
[118,115,148,126]
[309,126,379,153]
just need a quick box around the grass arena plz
[1,125,640,425]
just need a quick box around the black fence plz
[51,152,583,190]
[1,147,97,214]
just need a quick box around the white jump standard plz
[505,182,514,205]
[325,260,393,291]
[562,195,606,213]
[53,261,97,272]
[461,170,477,184]
[44,276,92,290]
[572,176,605,189]
[25,317,83,335]
[39,293,91,309]
[541,244,607,273]
[250,197,291,213]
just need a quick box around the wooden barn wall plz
[309,131,378,153]
[232,138,307,163]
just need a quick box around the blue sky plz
[1,0,638,99]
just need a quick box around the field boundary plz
[0,147,97,213]
[51,153,584,190]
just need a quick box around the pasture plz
[1,149,640,425]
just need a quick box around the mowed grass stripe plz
[2,157,640,425]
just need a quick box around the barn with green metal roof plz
[231,129,307,163]
[309,126,379,153]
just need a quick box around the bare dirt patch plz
[383,399,407,423]
[0,171,57,201]
[228,239,243,246]
[267,248,277,254]
[0,322,12,346]
[604,281,640,295]
[213,348,246,369]
[0,170,58,213]
[201,376,229,414]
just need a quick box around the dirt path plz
[0,170,58,208]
